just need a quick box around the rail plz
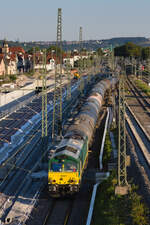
[0,74,98,224]
[126,104,150,166]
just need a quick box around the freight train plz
[48,77,118,196]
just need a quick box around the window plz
[56,146,78,154]
[51,162,62,172]
[64,162,77,172]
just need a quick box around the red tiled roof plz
[9,54,16,61]
[9,47,25,54]
[0,53,16,62]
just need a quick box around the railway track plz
[126,78,150,117]
[126,77,150,168]
[126,105,150,162]
[126,105,150,204]
[126,77,150,139]
[0,90,81,223]
[42,199,73,225]
[0,74,99,224]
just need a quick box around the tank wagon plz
[48,77,118,196]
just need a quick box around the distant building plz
[0,55,5,75]
[46,55,55,71]
[24,54,32,72]
[0,41,22,75]
[2,40,9,54]
[33,52,55,71]
[63,55,74,68]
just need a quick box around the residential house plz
[9,47,25,73]
[34,52,55,71]
[0,55,5,75]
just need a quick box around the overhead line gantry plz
[52,8,63,140]
[78,26,84,94]
[115,64,130,195]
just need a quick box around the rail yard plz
[0,6,150,225]
[0,57,150,224]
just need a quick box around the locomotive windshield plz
[51,162,62,172]
[51,160,77,172]
[64,162,77,172]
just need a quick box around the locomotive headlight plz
[68,179,73,183]
[69,179,77,183]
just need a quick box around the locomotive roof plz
[53,138,84,160]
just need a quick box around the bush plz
[103,132,112,167]
[91,172,149,225]
[135,79,150,95]
[9,74,17,81]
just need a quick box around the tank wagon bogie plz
[48,78,118,196]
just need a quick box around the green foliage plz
[47,45,64,56]
[96,48,104,56]
[135,79,150,95]
[91,172,149,225]
[103,132,112,166]
[129,192,149,225]
[114,42,150,60]
[27,46,40,54]
[74,57,94,69]
[114,42,141,58]
[141,47,150,60]
[9,74,17,81]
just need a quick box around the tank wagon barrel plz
[48,77,118,197]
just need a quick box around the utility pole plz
[96,52,100,75]
[33,47,35,75]
[52,8,63,140]
[66,52,71,101]
[42,49,47,139]
[78,26,84,94]
[133,58,137,77]
[87,55,91,83]
[115,69,129,195]
[111,45,114,76]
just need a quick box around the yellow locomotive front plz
[48,158,80,196]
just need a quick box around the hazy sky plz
[0,0,150,42]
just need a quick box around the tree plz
[47,45,64,57]
[96,47,103,56]
[27,46,40,54]
[114,42,141,58]
[141,47,150,60]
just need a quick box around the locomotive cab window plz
[56,146,78,154]
[51,162,63,172]
[50,159,77,172]
[64,161,77,172]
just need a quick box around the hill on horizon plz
[0,36,150,51]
